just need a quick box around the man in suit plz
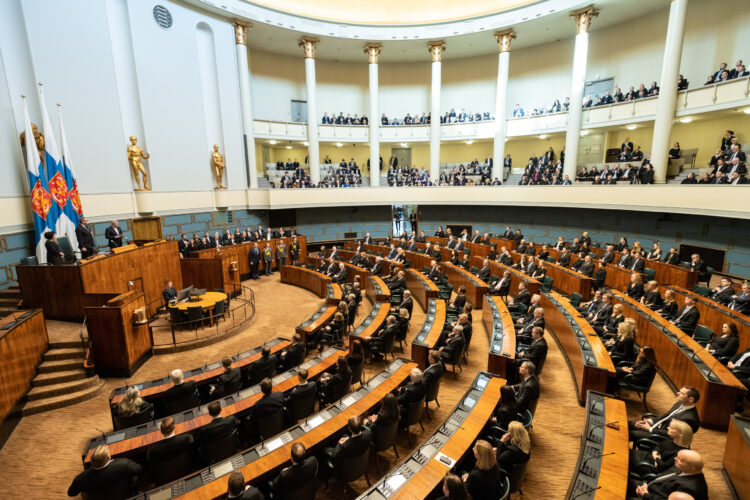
[326,415,372,475]
[226,471,264,499]
[514,295,541,326]
[332,263,347,284]
[501,227,513,239]
[517,327,548,370]
[248,346,277,385]
[556,247,571,268]
[245,378,284,441]
[664,248,680,266]
[616,249,633,268]
[262,243,274,275]
[211,357,242,398]
[146,417,194,467]
[393,290,413,318]
[329,245,339,261]
[423,350,444,389]
[728,283,750,314]
[516,239,528,255]
[439,325,465,364]
[513,361,540,412]
[728,349,750,388]
[516,308,545,344]
[579,289,602,314]
[284,368,317,424]
[279,333,306,370]
[67,444,142,498]
[632,450,708,500]
[498,246,513,266]
[397,368,427,413]
[248,242,260,280]
[178,233,191,256]
[641,163,655,184]
[489,270,512,297]
[75,217,96,258]
[477,259,491,282]
[104,220,125,249]
[579,255,595,277]
[196,400,240,452]
[601,245,616,264]
[588,292,613,328]
[630,251,645,273]
[370,256,383,276]
[363,232,373,245]
[710,277,735,305]
[446,235,457,249]
[470,230,481,243]
[271,443,318,497]
[454,238,465,251]
[672,296,700,335]
[628,386,701,442]
[161,369,198,415]
[162,280,177,306]
[689,253,707,277]
[509,282,532,312]
[729,171,748,185]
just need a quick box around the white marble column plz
[366,44,382,187]
[651,0,688,183]
[428,41,445,182]
[563,6,598,181]
[233,24,258,189]
[299,38,320,185]
[492,30,515,184]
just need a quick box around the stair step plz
[37,358,83,373]
[0,298,19,307]
[49,340,84,349]
[43,347,84,361]
[21,380,106,416]
[32,369,88,387]
[0,288,21,297]
[26,376,100,401]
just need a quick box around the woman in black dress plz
[44,231,65,265]
[605,322,637,364]
[630,419,692,473]
[491,385,521,431]
[640,281,663,309]
[616,345,657,389]
[318,356,351,404]
[707,323,740,361]
[625,273,645,300]
[656,289,679,320]
[436,473,468,500]
[596,303,625,338]
[495,421,531,474]
[364,392,399,442]
[435,226,446,238]
[462,440,503,500]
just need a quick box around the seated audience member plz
[689,253,707,277]
[226,471,264,499]
[516,327,547,369]
[592,262,607,291]
[588,292,613,329]
[116,386,154,422]
[491,385,522,431]
[318,356,352,404]
[709,277,735,305]
[512,361,540,412]
[437,473,469,500]
[448,286,467,314]
[615,346,657,393]
[197,400,240,450]
[706,323,740,360]
[67,444,142,499]
[657,289,679,320]
[728,348,750,388]
[461,440,503,500]
[210,356,242,398]
[270,442,318,497]
[279,333,306,370]
[489,270,512,297]
[628,386,701,442]
[630,450,708,500]
[681,173,698,184]
[365,392,400,439]
[146,417,194,472]
[439,325,465,364]
[161,369,198,414]
[244,378,283,440]
[647,242,663,261]
[630,419,693,474]
[727,282,750,314]
[284,368,317,422]
[641,281,664,309]
[605,322,637,363]
[162,280,177,304]
[494,421,532,474]
[248,345,277,383]
[597,303,625,337]
[362,314,398,361]
[671,297,700,336]
[397,367,426,415]
[324,415,372,475]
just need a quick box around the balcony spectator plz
[677,74,689,90]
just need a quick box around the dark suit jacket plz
[162,380,198,409]
[147,433,194,463]
[398,381,426,406]
[271,456,318,494]
[398,297,414,318]
[332,430,372,464]
[521,338,547,367]
[513,375,540,412]
[67,458,142,498]
[75,224,95,252]
[557,253,571,267]
[477,266,491,282]
[162,287,177,304]
[423,363,444,388]
[215,367,242,396]
[650,402,701,434]
[285,381,317,406]
[251,392,285,419]
[105,225,124,248]
[630,258,645,273]
[45,240,63,264]
[643,471,708,500]
[710,286,734,305]
[515,290,531,308]
[674,306,700,333]
[197,415,239,446]
[709,335,739,358]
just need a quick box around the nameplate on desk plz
[211,460,234,478]
[304,414,325,430]
[265,437,285,452]
[434,452,455,468]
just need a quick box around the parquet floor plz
[0,274,737,499]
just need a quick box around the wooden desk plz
[483,295,516,378]
[366,275,391,303]
[662,284,750,352]
[359,373,505,500]
[147,359,418,499]
[405,269,440,311]
[190,236,308,277]
[411,299,447,370]
[108,338,290,406]
[440,262,489,309]
[325,283,343,306]
[470,257,541,297]
[645,259,699,289]
[603,263,642,293]
[567,391,628,499]
[295,304,337,343]
[338,248,394,278]
[83,347,346,465]
[280,265,331,298]
[510,251,592,301]
[352,301,390,343]
[307,256,370,291]
[612,291,747,429]
[541,293,616,405]
[169,291,227,325]
[723,415,750,500]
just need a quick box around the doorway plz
[392,205,419,237]
[578,133,606,164]
[584,77,614,101]
[291,100,307,123]
[391,147,412,169]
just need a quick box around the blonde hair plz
[474,439,497,471]
[334,311,345,322]
[118,386,144,417]
[612,304,624,316]
[399,308,409,319]
[618,322,636,342]
[669,419,694,448]
[91,445,111,468]
[508,421,531,454]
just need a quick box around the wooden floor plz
[0,273,738,499]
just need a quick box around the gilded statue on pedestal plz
[19,123,45,162]
[212,144,226,189]
[127,136,151,191]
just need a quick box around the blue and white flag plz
[57,105,83,222]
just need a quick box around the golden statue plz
[127,136,151,190]
[19,123,45,162]
[212,144,226,189]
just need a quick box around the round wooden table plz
[169,291,227,325]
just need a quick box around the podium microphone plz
[571,486,602,500]
[587,421,619,439]
[580,451,615,470]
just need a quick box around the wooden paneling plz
[411,299,446,370]
[279,265,331,298]
[541,292,615,405]
[405,269,440,311]
[191,236,307,276]
[612,291,747,429]
[483,295,516,378]
[17,265,86,320]
[645,259,699,289]
[441,262,489,309]
[180,258,224,296]
[131,216,163,241]
[0,311,48,423]
[723,416,750,500]
[509,251,592,300]
[85,291,151,377]
[602,263,641,292]
[366,275,391,303]
[470,257,542,297]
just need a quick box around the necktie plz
[652,406,684,430]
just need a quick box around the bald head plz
[675,450,703,474]
[667,493,695,500]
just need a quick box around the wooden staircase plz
[21,340,105,416]
[0,286,21,318]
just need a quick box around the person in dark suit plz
[707,323,740,360]
[461,440,503,500]
[248,242,260,280]
[270,443,318,497]
[279,333,306,370]
[146,417,194,468]
[709,277,735,305]
[628,386,701,442]
[630,251,645,273]
[626,274,645,300]
[663,247,680,266]
[439,325,465,365]
[516,327,547,369]
[67,444,141,499]
[196,400,240,451]
[509,283,531,312]
[616,249,633,268]
[423,350,444,389]
[44,231,65,265]
[689,253,707,277]
[161,369,198,415]
[248,346,277,385]
[245,378,284,440]
[318,356,352,403]
[325,415,372,475]
[728,282,750,314]
[631,450,708,500]
[105,220,125,248]
[671,297,700,336]
[211,357,242,398]
[75,217,96,258]
[476,259,491,282]
[556,247,571,268]
[392,290,413,319]
[397,367,426,413]
[489,271,511,297]
[284,368,317,424]
[162,280,177,305]
[512,361,540,412]
[226,470,264,499]
[640,164,655,184]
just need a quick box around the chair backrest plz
[536,349,548,375]
[151,449,194,485]
[349,361,364,387]
[515,303,527,315]
[519,409,533,429]
[258,409,285,440]
[570,292,582,308]
[80,476,135,500]
[338,443,371,483]
[213,299,226,317]
[528,396,539,417]
[704,266,714,282]
[113,406,154,430]
[164,389,200,415]
[425,376,441,404]
[405,398,425,425]
[371,419,399,453]
[169,307,184,325]
[541,277,553,292]
[471,266,478,274]
[692,325,713,345]
[328,373,352,402]
[643,268,656,281]
[508,461,529,494]
[396,320,409,341]
[202,428,239,464]
[20,256,39,266]
[57,236,76,262]
[694,285,710,297]
[289,392,317,422]
[187,305,204,322]
[279,479,317,500]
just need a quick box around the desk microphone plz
[96,428,107,439]
[571,485,602,500]
[587,421,619,438]
[580,451,615,470]
[690,343,709,361]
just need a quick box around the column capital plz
[298,38,320,59]
[233,23,251,45]
[493,29,516,53]
[570,5,599,34]
[364,43,382,64]
[427,41,446,62]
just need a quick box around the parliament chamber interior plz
[2,0,750,499]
